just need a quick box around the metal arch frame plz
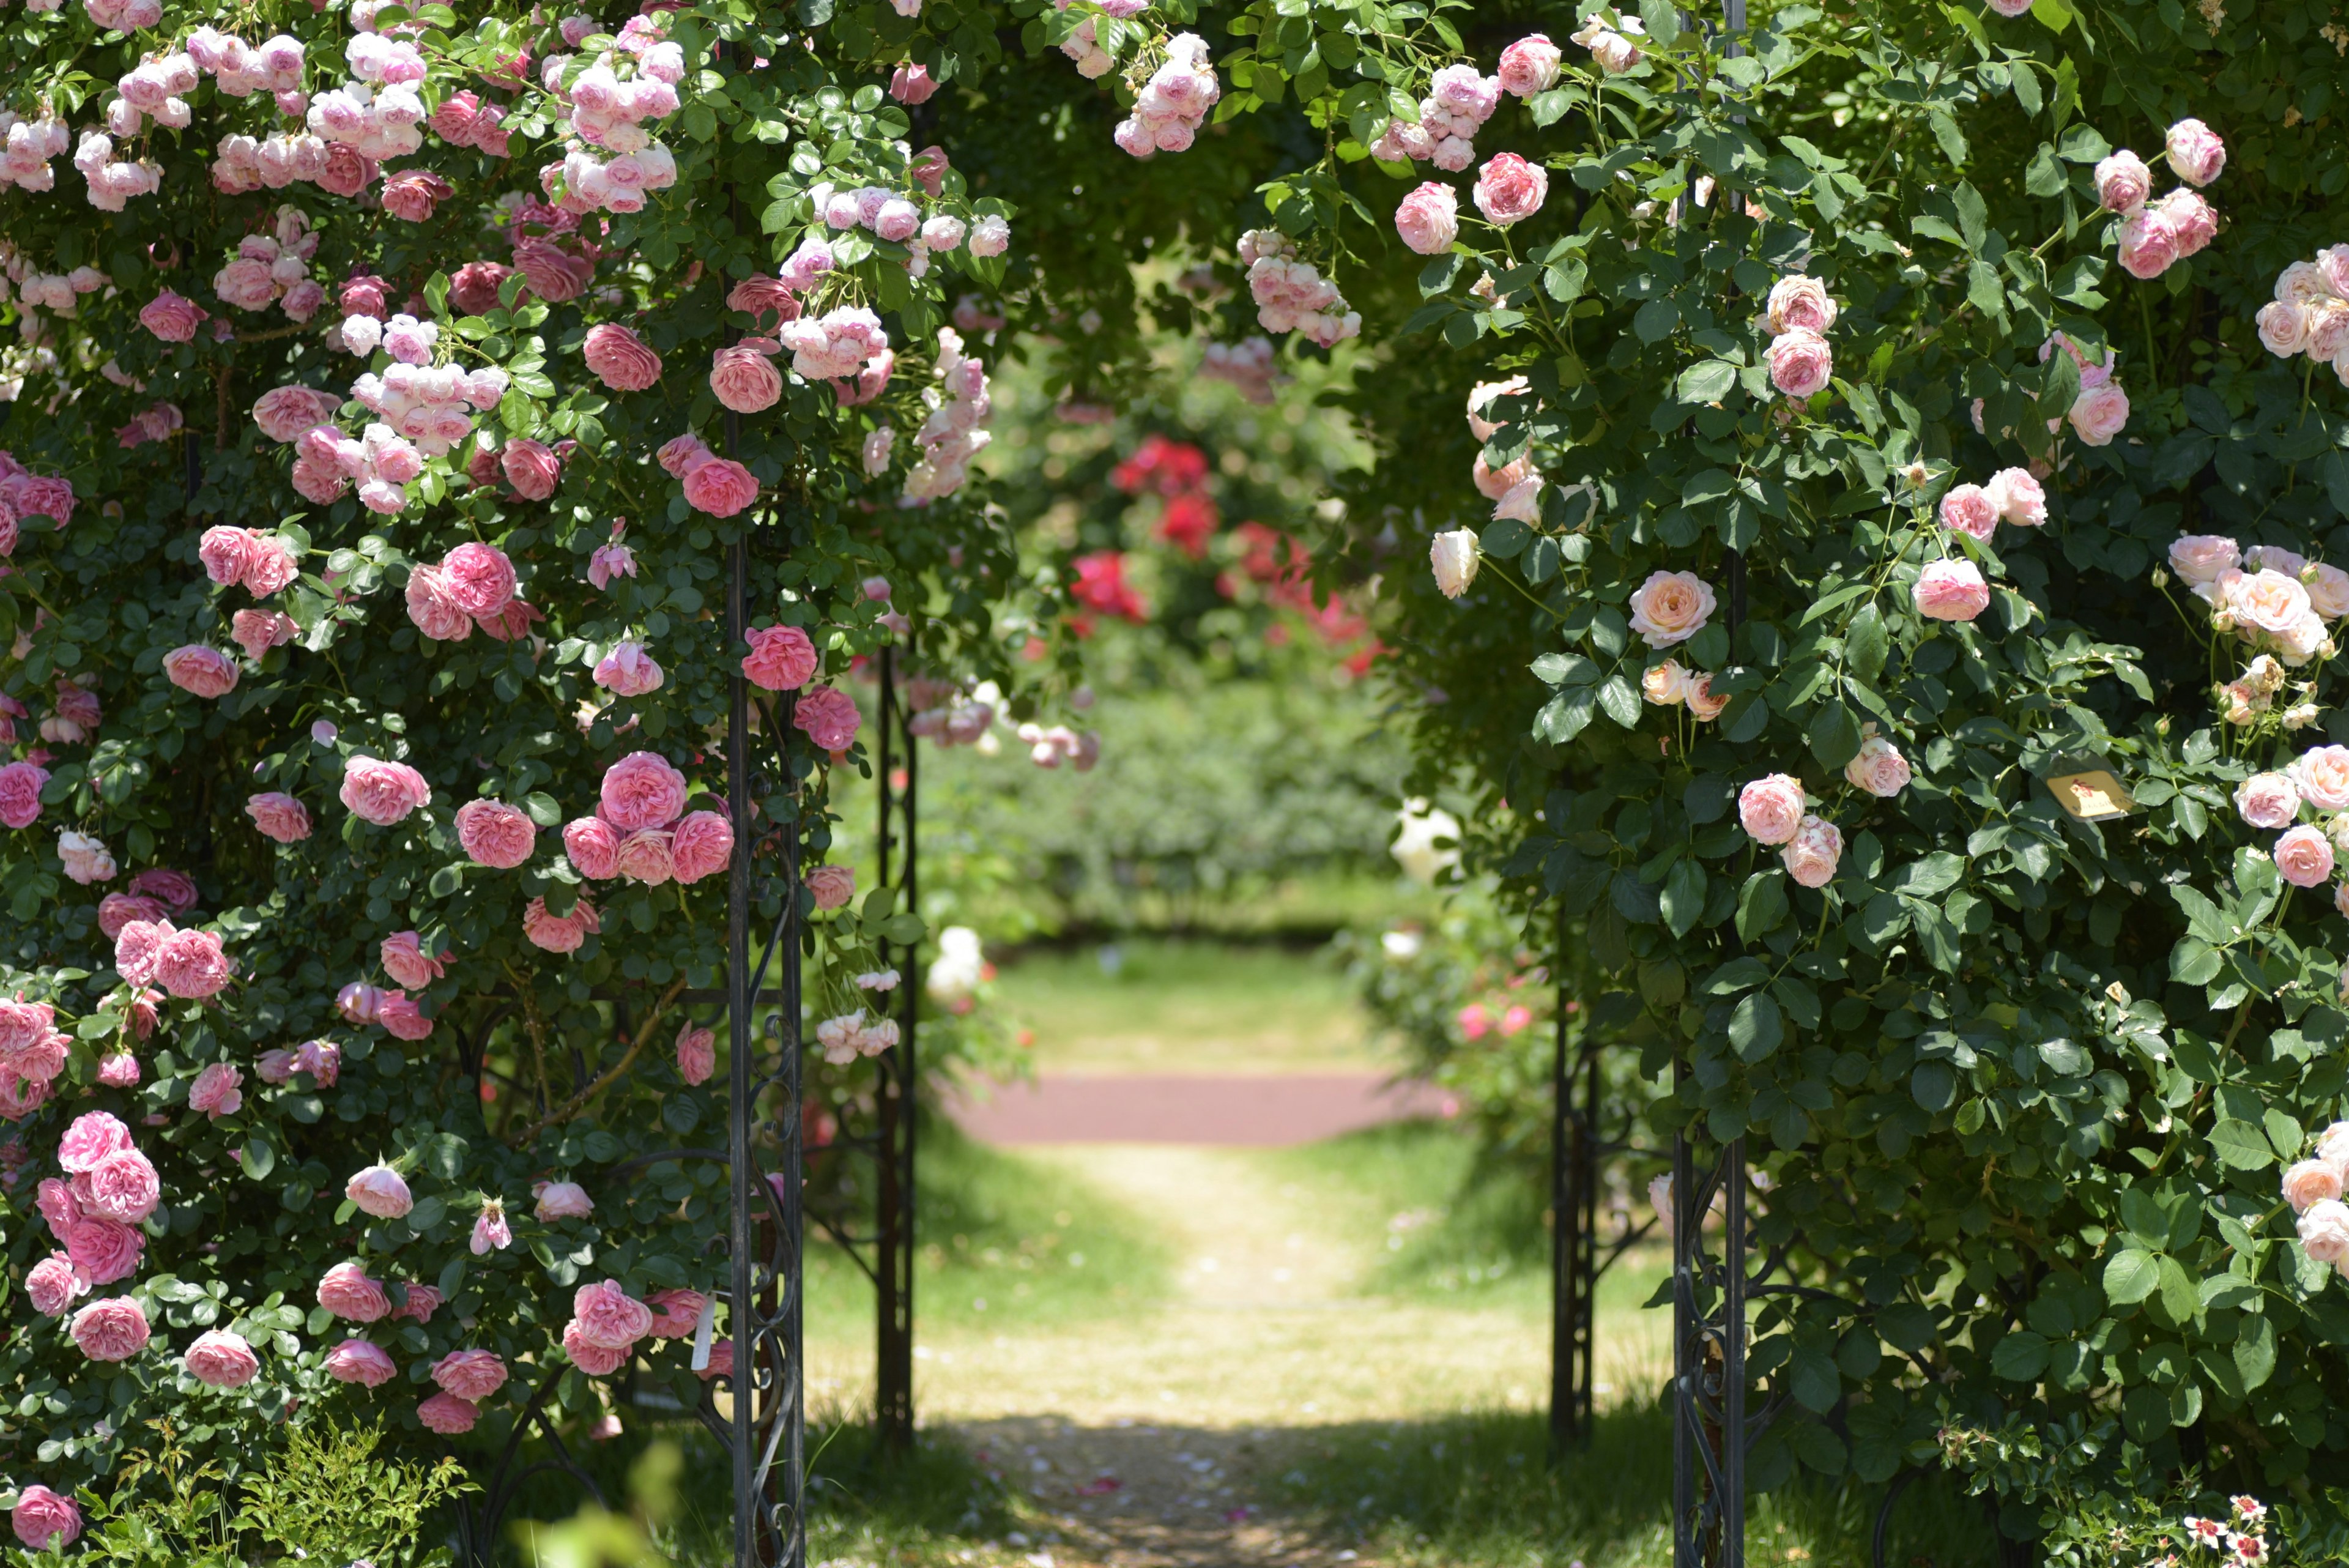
[870,645,921,1452]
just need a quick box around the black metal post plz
[873,648,916,1450]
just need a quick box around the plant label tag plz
[2046,770,2136,822]
[691,1291,717,1371]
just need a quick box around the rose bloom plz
[563,1319,630,1376]
[156,928,232,999]
[614,829,675,885]
[599,751,689,831]
[1913,559,1990,622]
[2068,382,2130,446]
[456,798,537,869]
[82,1148,160,1224]
[676,1022,716,1085]
[1627,570,1717,649]
[2284,1158,2344,1214]
[472,1198,511,1255]
[1938,483,1998,541]
[742,624,818,691]
[232,608,299,660]
[432,1348,509,1401]
[682,456,760,517]
[2298,1198,2349,1267]
[1497,33,1561,96]
[1393,182,1458,256]
[345,1162,414,1219]
[139,289,206,342]
[594,641,664,697]
[2115,208,2178,281]
[1845,734,1911,797]
[418,1392,480,1435]
[340,755,432,825]
[1984,467,2046,527]
[130,867,199,913]
[1471,153,1546,226]
[440,541,518,618]
[2092,149,2150,214]
[26,1253,84,1317]
[1737,775,1806,845]
[2170,533,2241,588]
[0,760,50,830]
[2276,824,2335,888]
[325,1337,398,1386]
[584,322,663,391]
[2232,569,2314,636]
[2165,116,2226,187]
[390,1282,443,1325]
[58,1109,132,1173]
[2293,746,2349,812]
[188,1060,244,1117]
[573,1279,655,1350]
[522,894,601,954]
[245,791,311,844]
[376,991,435,1040]
[1764,275,1837,336]
[648,1287,708,1339]
[710,343,785,414]
[72,1295,151,1361]
[64,1216,143,1285]
[697,1338,736,1381]
[406,563,473,642]
[563,816,622,880]
[380,931,444,991]
[1781,814,1844,890]
[2158,188,2216,258]
[318,1260,391,1322]
[184,1328,260,1388]
[1641,660,1692,706]
[501,439,562,502]
[12,1487,81,1551]
[2259,299,2312,357]
[806,863,856,910]
[670,811,734,885]
[164,645,240,699]
[794,685,863,751]
[535,1179,594,1221]
[1765,329,1832,400]
[1430,527,1480,599]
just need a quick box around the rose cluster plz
[1569,12,1646,74]
[901,326,993,502]
[198,526,302,598]
[539,14,687,215]
[1052,0,1148,78]
[212,130,351,197]
[1762,273,1838,402]
[1239,229,1360,349]
[70,130,163,212]
[1936,467,2047,538]
[2255,244,2349,387]
[2228,752,2348,894]
[1113,34,1220,158]
[0,111,69,193]
[1738,775,1849,889]
[1015,722,1101,770]
[0,1000,73,1124]
[105,50,199,138]
[2287,1122,2349,1280]
[656,431,763,518]
[336,979,434,1040]
[113,918,234,1001]
[1369,62,1499,173]
[816,1008,902,1065]
[559,1277,655,1376]
[562,751,735,888]
[2091,119,2224,282]
[187,25,310,111]
[406,541,541,642]
[2169,535,2343,672]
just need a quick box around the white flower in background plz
[1390,799,1461,885]
[927,926,985,1005]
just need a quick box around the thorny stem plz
[509,974,689,1145]
[503,960,556,1112]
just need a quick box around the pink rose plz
[670,810,733,885]
[64,1216,143,1284]
[325,1337,399,1386]
[2170,534,2241,588]
[58,1109,132,1173]
[522,895,601,954]
[380,168,453,221]
[2299,1198,2349,1266]
[682,456,760,517]
[500,439,562,502]
[727,277,800,327]
[1627,571,1716,649]
[594,641,664,697]
[231,609,299,660]
[340,756,432,825]
[806,863,855,910]
[376,991,435,1041]
[658,433,714,477]
[676,1022,716,1085]
[1913,559,1990,622]
[81,1149,160,1224]
[405,563,473,642]
[2236,771,2301,829]
[2285,1158,2344,1214]
[432,1348,509,1401]
[889,61,938,104]
[418,1392,480,1434]
[2092,149,2150,214]
[515,239,594,303]
[12,1487,81,1551]
[448,260,513,316]
[184,1328,260,1388]
[163,645,240,699]
[584,322,663,390]
[697,1337,735,1381]
[341,275,391,319]
[614,829,675,885]
[2116,208,2178,281]
[251,385,342,444]
[1781,814,1843,890]
[456,798,537,868]
[2165,116,2225,187]
[132,866,198,910]
[295,1038,341,1086]
[1984,467,2046,527]
[245,792,312,844]
[562,1319,630,1376]
[2293,746,2349,811]
[599,751,689,831]
[340,983,384,1025]
[563,816,622,880]
[2158,188,2217,258]
[711,342,785,413]
[794,685,863,752]
[573,1279,655,1349]
[345,1162,414,1218]
[26,1254,83,1317]
[648,1287,707,1338]
[0,760,49,829]
[1765,328,1832,400]
[318,1260,391,1322]
[1764,275,1838,336]
[391,1282,443,1323]
[1845,735,1910,798]
[71,1295,151,1361]
[1497,33,1561,96]
[1738,775,1806,845]
[535,1179,594,1220]
[139,289,207,343]
[743,624,818,691]
[1393,182,1458,256]
[441,541,518,617]
[2277,823,2335,888]
[1471,152,1546,226]
[381,931,444,990]
[472,1199,511,1255]
[188,1061,243,1117]
[114,919,169,988]
[1938,483,1998,541]
[155,928,231,999]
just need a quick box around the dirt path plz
[944,1075,1454,1147]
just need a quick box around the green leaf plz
[524,792,563,828]
[1736,872,1789,941]
[1806,703,1863,769]
[1702,956,1772,995]
[2102,1247,2159,1305]
[1992,1329,2049,1382]
[1843,603,1888,681]
[2209,1119,2275,1170]
[1597,675,1641,729]
[1729,992,1784,1062]
[239,1140,276,1180]
[1660,858,1706,938]
[1637,0,1682,46]
[2235,1315,2277,1391]
[1676,361,1739,404]
[1633,299,1679,343]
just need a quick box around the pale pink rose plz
[2298,1198,2349,1265]
[2277,824,2335,888]
[1781,814,1843,890]
[2093,149,2151,214]
[71,1295,150,1361]
[12,1487,81,1551]
[562,1319,629,1375]
[594,641,664,697]
[1984,467,2046,527]
[742,624,818,691]
[614,829,675,885]
[1641,660,1691,706]
[418,1392,479,1434]
[63,1216,143,1285]
[2170,533,2241,587]
[440,541,518,617]
[188,1061,243,1117]
[114,919,169,988]
[0,760,49,829]
[669,810,733,884]
[675,1022,716,1085]
[599,751,688,831]
[793,685,862,751]
[2285,1158,2344,1213]
[2068,383,2131,446]
[340,756,432,825]
[184,1328,260,1388]
[81,1149,160,1224]
[1738,775,1806,845]
[251,385,341,444]
[806,863,855,910]
[345,1162,414,1218]
[139,289,207,342]
[1497,33,1562,96]
[2116,208,2178,281]
[1392,182,1458,255]
[448,260,513,316]
[2258,299,2310,358]
[2165,116,2225,187]
[500,439,562,502]
[324,1337,398,1385]
[682,456,760,517]
[572,1279,655,1349]
[1682,669,1723,720]
[648,1287,707,1339]
[156,928,232,998]
[710,343,785,413]
[198,526,259,587]
[376,991,434,1041]
[256,1049,299,1085]
[163,645,240,699]
[295,1038,341,1087]
[432,1348,509,1401]
[1845,734,1910,797]
[2293,747,2349,811]
[563,816,622,880]
[1939,483,1998,540]
[535,1179,594,1220]
[1471,153,1546,226]
[58,1109,132,1173]
[318,1261,390,1321]
[471,1198,511,1255]
[381,931,444,990]
[26,1253,84,1317]
[1764,327,1832,400]
[455,798,537,868]
[522,895,601,954]
[2158,188,2216,258]
[245,792,311,843]
[658,433,713,477]
[339,983,384,1024]
[1913,559,1989,622]
[231,609,299,660]
[1626,571,1716,649]
[584,322,663,390]
[1764,275,1837,335]
[2233,569,2314,636]
[97,1053,139,1087]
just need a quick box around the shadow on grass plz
[1273,1401,2005,1568]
